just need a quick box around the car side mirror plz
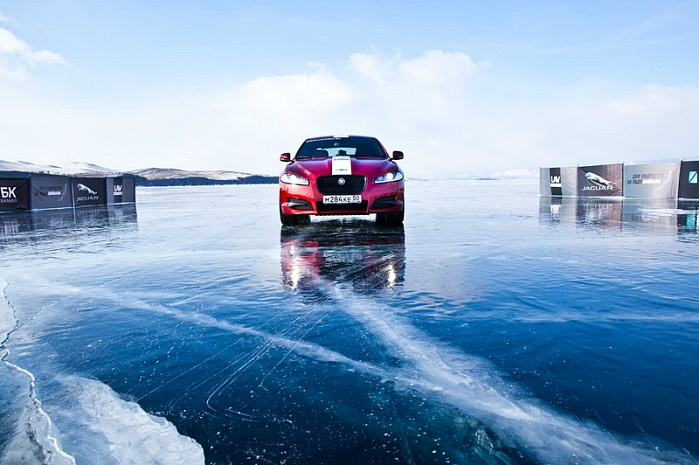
[391,151,404,161]
[280,152,291,162]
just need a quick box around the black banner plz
[0,178,30,210]
[120,177,136,203]
[106,177,136,204]
[578,164,623,197]
[30,175,72,210]
[679,161,699,199]
[72,178,107,207]
[1,174,135,211]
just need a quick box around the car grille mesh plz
[316,175,366,194]
[317,201,368,213]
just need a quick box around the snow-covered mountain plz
[0,160,277,185]
[128,167,248,181]
[0,160,120,176]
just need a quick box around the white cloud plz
[399,50,487,86]
[348,51,395,84]
[5,49,493,174]
[448,83,699,175]
[0,27,66,80]
[239,68,352,118]
[343,50,488,134]
[349,49,488,87]
[1,49,698,179]
[0,27,26,54]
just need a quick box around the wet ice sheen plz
[1,181,698,464]
[1,279,204,465]
[3,277,74,464]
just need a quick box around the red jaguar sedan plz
[279,135,405,225]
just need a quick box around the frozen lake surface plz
[1,180,698,464]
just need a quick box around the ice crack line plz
[1,275,20,357]
[327,283,696,465]
[1,276,77,465]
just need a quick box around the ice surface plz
[2,279,75,464]
[1,277,15,346]
[0,361,76,465]
[328,286,692,464]
[1,181,698,464]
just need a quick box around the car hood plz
[287,158,400,179]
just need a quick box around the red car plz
[279,135,405,225]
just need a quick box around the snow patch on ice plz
[2,278,203,464]
[0,364,77,465]
[57,376,205,465]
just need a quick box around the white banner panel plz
[539,166,577,196]
[623,162,680,199]
[561,166,578,197]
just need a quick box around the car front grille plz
[316,175,366,194]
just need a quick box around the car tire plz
[280,207,299,226]
[280,207,311,225]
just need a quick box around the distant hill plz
[0,160,121,176]
[0,160,277,186]
[128,167,277,186]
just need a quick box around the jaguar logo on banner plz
[585,172,612,187]
[77,183,98,196]
[578,164,623,197]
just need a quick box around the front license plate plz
[323,195,362,204]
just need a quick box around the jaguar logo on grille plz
[337,177,346,185]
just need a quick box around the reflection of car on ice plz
[280,221,405,297]
[279,135,405,226]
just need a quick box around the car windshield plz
[295,137,386,160]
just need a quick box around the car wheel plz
[280,207,311,225]
[280,207,299,225]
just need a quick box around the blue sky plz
[1,1,698,178]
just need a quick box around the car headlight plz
[374,171,404,184]
[280,173,310,186]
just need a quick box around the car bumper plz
[280,182,404,216]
